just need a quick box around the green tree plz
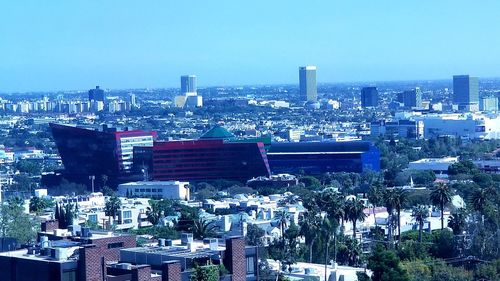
[15,160,42,175]
[191,217,218,239]
[146,200,163,225]
[368,245,409,281]
[104,195,121,225]
[0,198,39,246]
[383,189,398,246]
[430,183,452,230]
[411,205,429,242]
[299,210,322,262]
[29,197,54,214]
[190,264,219,281]
[447,209,467,235]
[368,182,385,227]
[345,197,367,238]
[299,176,321,189]
[337,236,362,266]
[246,223,265,246]
[317,188,344,262]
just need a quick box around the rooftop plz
[199,125,235,140]
[119,181,189,187]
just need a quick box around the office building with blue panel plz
[266,141,380,174]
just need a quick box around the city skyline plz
[1,1,499,92]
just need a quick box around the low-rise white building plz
[117,181,190,200]
[408,157,459,174]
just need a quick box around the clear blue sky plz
[1,1,499,92]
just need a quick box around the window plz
[108,242,124,249]
[123,210,132,219]
[246,257,255,276]
[88,214,97,222]
[62,270,77,281]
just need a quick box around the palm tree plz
[448,209,467,235]
[191,217,218,239]
[430,183,452,230]
[318,188,344,262]
[411,205,429,242]
[146,200,163,225]
[339,236,362,266]
[275,210,289,238]
[319,217,334,281]
[29,197,44,214]
[383,189,397,246]
[104,195,121,226]
[470,188,487,215]
[299,210,322,262]
[345,198,367,239]
[368,183,384,227]
[392,188,408,244]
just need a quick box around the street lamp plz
[89,175,95,193]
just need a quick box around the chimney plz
[224,237,246,281]
[131,265,151,281]
[161,260,181,281]
[41,220,59,232]
[79,245,106,281]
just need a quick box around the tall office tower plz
[453,75,479,111]
[402,87,422,108]
[88,86,105,102]
[361,87,379,108]
[129,93,137,108]
[299,66,317,102]
[181,75,197,94]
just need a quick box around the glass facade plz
[267,141,380,174]
[152,139,271,182]
[50,123,156,185]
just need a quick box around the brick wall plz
[41,220,59,232]
[161,261,181,281]
[79,244,105,281]
[131,265,152,281]
[224,237,246,281]
[85,235,136,262]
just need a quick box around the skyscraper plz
[401,87,422,109]
[299,66,317,102]
[176,75,202,108]
[181,75,197,94]
[129,93,137,108]
[453,75,479,111]
[361,87,379,108]
[88,86,105,102]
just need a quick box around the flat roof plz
[0,247,80,263]
[410,157,459,164]
[119,181,189,187]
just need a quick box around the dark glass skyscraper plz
[361,87,379,108]
[88,86,105,102]
[180,75,197,94]
[401,87,422,108]
[453,75,479,111]
[299,66,317,102]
